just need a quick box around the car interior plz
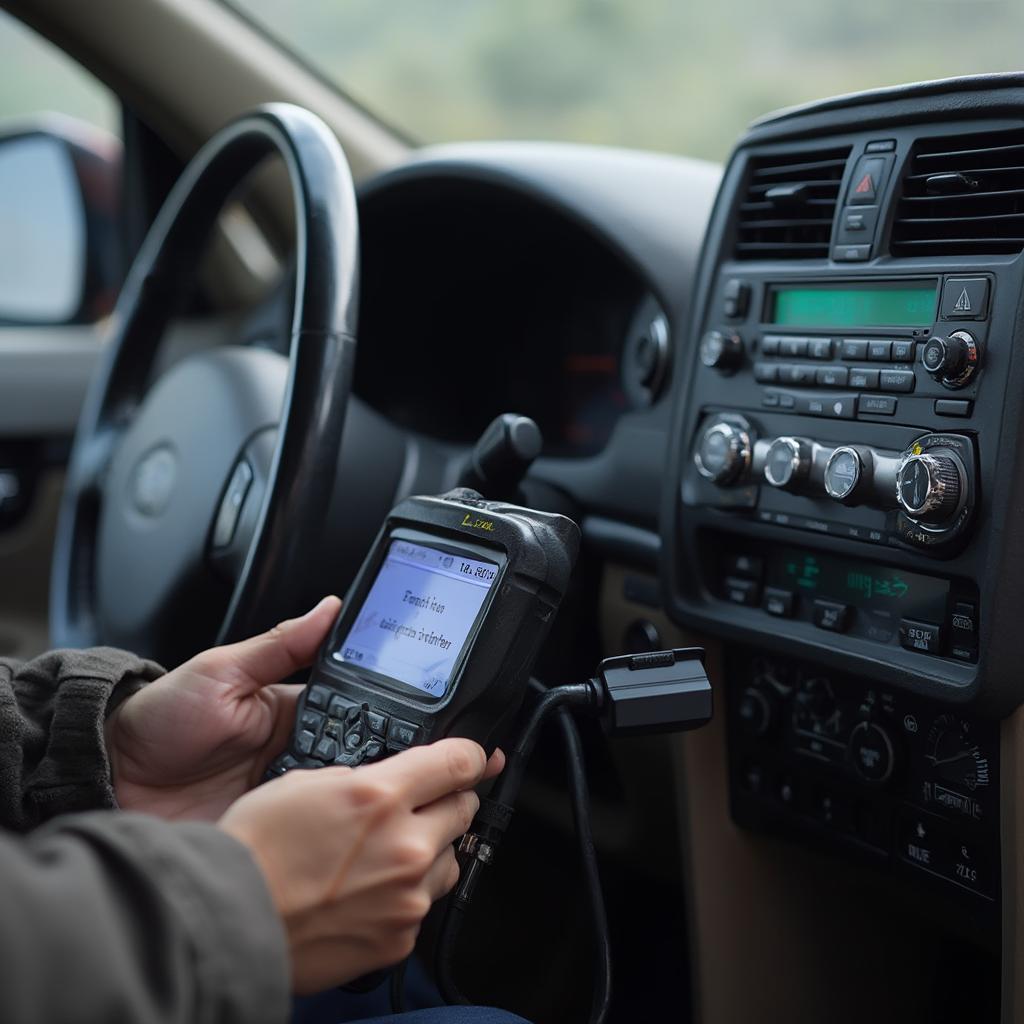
[2,1,1023,1022]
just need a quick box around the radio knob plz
[896,453,962,523]
[763,436,812,491]
[694,419,751,485]
[921,330,978,389]
[699,329,743,372]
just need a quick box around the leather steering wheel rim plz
[50,103,359,657]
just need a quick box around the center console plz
[663,88,1024,932]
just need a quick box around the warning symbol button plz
[940,277,989,321]
[847,155,887,205]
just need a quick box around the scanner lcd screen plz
[333,538,498,697]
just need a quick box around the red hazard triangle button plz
[847,155,886,205]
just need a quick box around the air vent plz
[892,128,1024,256]
[734,146,850,259]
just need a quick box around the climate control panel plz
[691,415,977,551]
[727,651,999,903]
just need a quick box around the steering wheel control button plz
[813,599,851,633]
[940,277,989,321]
[131,445,178,517]
[896,453,962,522]
[899,618,943,655]
[212,458,254,549]
[848,721,895,784]
[763,587,796,618]
[700,329,743,371]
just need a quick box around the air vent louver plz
[734,146,850,259]
[892,129,1024,256]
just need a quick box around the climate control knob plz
[896,453,962,523]
[699,329,743,372]
[921,330,978,389]
[694,419,751,486]
[763,436,812,491]
[824,445,872,505]
[848,721,895,785]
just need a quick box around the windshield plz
[233,0,1023,162]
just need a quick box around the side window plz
[0,10,122,326]
[0,10,118,134]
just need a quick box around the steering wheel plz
[50,104,360,665]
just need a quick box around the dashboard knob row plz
[693,418,971,533]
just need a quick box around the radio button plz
[799,394,857,419]
[779,336,809,358]
[779,364,815,386]
[868,340,893,361]
[754,362,778,383]
[899,618,942,654]
[816,366,849,387]
[807,337,834,360]
[813,599,851,632]
[763,587,796,617]
[778,393,796,409]
[935,399,972,417]
[848,367,880,389]
[891,339,916,362]
[858,395,897,416]
[879,369,916,393]
[761,334,782,355]
[841,339,869,360]
[724,577,760,606]
[762,392,780,408]
[940,277,989,321]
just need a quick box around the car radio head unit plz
[268,488,580,776]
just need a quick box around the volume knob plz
[896,453,962,523]
[921,330,978,389]
[699,329,743,372]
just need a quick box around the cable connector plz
[594,647,711,736]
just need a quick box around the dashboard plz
[658,77,1024,951]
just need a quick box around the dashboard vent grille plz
[734,146,850,259]
[892,129,1024,256]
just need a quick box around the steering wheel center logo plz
[131,445,177,517]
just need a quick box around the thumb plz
[214,595,341,693]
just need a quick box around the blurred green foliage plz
[2,0,1023,162]
[236,0,1024,160]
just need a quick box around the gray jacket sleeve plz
[0,648,291,1024]
[0,647,164,831]
[1,812,290,1024]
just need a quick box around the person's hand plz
[220,738,505,992]
[105,596,341,821]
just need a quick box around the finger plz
[358,738,487,809]
[423,846,460,901]
[414,788,480,850]
[211,596,341,693]
[482,748,506,781]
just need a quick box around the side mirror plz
[0,116,122,325]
